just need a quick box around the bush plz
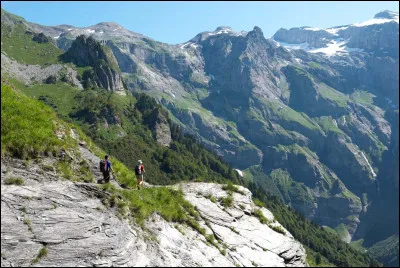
[4,177,24,185]
[222,181,245,195]
[254,209,270,225]
[219,195,234,208]
[270,225,285,235]
[32,247,47,264]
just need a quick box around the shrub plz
[32,246,47,264]
[270,225,285,235]
[23,217,32,231]
[219,195,234,208]
[253,209,270,225]
[222,181,245,195]
[205,193,217,203]
[4,177,24,185]
[253,197,265,208]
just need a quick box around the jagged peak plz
[247,26,265,40]
[252,26,264,35]
[374,10,399,20]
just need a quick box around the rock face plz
[143,107,172,147]
[1,157,306,267]
[61,35,125,93]
[31,32,51,43]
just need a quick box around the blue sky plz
[2,1,399,44]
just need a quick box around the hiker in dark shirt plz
[102,155,113,183]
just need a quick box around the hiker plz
[135,160,145,189]
[100,155,113,183]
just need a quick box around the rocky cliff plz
[1,155,306,267]
[61,35,125,93]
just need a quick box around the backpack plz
[135,165,142,175]
[99,160,106,173]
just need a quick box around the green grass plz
[309,61,323,69]
[56,160,73,180]
[253,197,265,208]
[101,184,199,227]
[1,22,63,66]
[270,225,285,234]
[260,99,320,131]
[253,208,270,225]
[230,226,240,234]
[99,182,229,254]
[23,217,32,232]
[318,83,350,108]
[76,66,93,79]
[222,181,245,195]
[219,195,234,208]
[1,85,70,159]
[4,177,24,185]
[19,82,79,118]
[205,194,217,203]
[339,190,362,205]
[314,116,344,134]
[334,223,350,241]
[350,90,375,106]
[31,247,47,264]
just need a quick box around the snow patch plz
[325,26,349,35]
[179,42,199,49]
[179,42,189,49]
[206,29,232,37]
[352,17,399,27]
[308,39,347,55]
[53,35,60,39]
[85,29,95,34]
[275,38,364,56]
[303,27,322,31]
[275,41,311,51]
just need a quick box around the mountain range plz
[1,8,398,267]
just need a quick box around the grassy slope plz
[1,83,208,234]
[1,13,63,66]
[1,84,70,158]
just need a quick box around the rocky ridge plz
[1,152,306,267]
